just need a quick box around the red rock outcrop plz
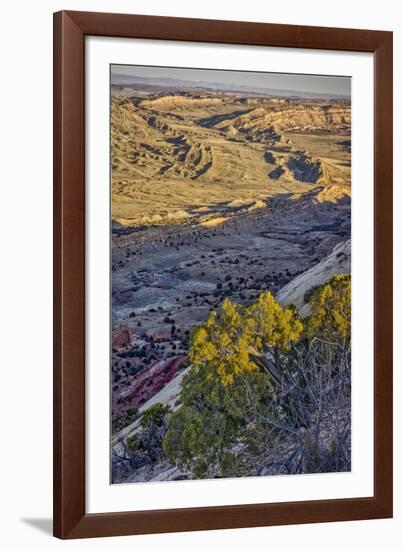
[112,325,133,349]
[115,356,186,412]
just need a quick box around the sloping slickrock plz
[138,367,189,413]
[111,368,189,448]
[276,239,351,316]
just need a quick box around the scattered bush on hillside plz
[112,407,138,433]
[113,403,170,476]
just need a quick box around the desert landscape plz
[110,67,352,484]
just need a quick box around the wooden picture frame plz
[53,10,393,539]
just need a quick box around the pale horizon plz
[111,64,351,98]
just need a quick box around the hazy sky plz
[111,64,351,97]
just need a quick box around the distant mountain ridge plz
[111,72,350,100]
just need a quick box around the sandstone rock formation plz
[110,92,351,227]
[277,239,351,316]
[112,325,133,349]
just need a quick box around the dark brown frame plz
[53,10,393,539]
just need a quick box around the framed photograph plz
[53,10,393,539]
